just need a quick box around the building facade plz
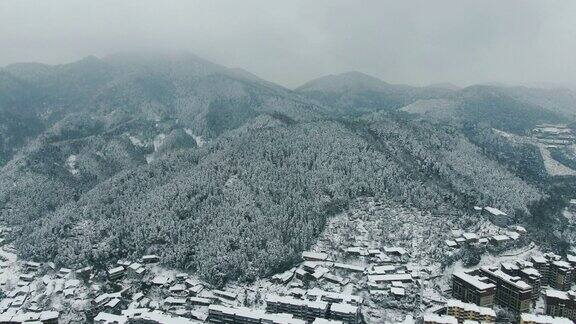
[452,271,496,307]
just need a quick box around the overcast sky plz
[1,0,575,88]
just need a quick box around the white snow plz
[66,155,79,175]
[184,128,205,147]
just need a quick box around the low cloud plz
[1,0,575,88]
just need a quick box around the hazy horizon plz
[1,0,576,89]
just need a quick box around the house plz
[312,267,330,280]
[384,247,408,256]
[141,254,160,264]
[333,263,365,273]
[506,231,521,240]
[132,292,144,302]
[188,296,212,306]
[329,303,360,324]
[455,238,466,246]
[213,289,237,300]
[175,272,188,282]
[392,281,404,288]
[164,296,187,307]
[127,263,143,275]
[303,261,321,272]
[40,310,59,324]
[345,247,367,256]
[188,284,204,296]
[272,268,296,284]
[391,287,405,297]
[490,235,510,244]
[445,240,458,248]
[289,288,307,298]
[107,266,125,281]
[323,273,346,285]
[370,265,396,274]
[151,275,172,286]
[94,312,128,324]
[23,261,41,272]
[169,283,187,296]
[117,260,131,267]
[368,249,382,256]
[368,273,412,284]
[105,298,122,314]
[65,278,80,289]
[302,251,329,261]
[58,268,72,278]
[462,233,478,243]
[482,207,510,226]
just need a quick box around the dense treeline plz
[11,115,541,286]
[0,53,572,287]
[462,123,549,185]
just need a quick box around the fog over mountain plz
[1,2,576,324]
[1,0,576,88]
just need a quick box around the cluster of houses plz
[0,258,65,323]
[206,242,427,324]
[444,207,526,249]
[2,198,575,324]
[0,250,220,323]
[424,251,576,324]
[257,242,433,324]
[532,124,575,148]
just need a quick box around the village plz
[1,198,576,324]
[531,124,575,148]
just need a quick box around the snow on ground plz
[145,133,167,163]
[537,143,576,176]
[128,135,145,147]
[65,155,79,175]
[153,133,166,151]
[185,128,205,147]
[0,245,18,288]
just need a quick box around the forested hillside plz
[0,53,574,287]
[11,113,542,286]
[296,73,567,135]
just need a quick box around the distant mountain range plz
[295,71,571,131]
[0,53,574,286]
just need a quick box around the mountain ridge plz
[1,52,575,286]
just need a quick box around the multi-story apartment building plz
[478,266,532,313]
[544,289,576,321]
[445,299,496,323]
[549,261,574,291]
[452,271,496,307]
[520,313,572,324]
[519,267,542,301]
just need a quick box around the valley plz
[0,53,575,323]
